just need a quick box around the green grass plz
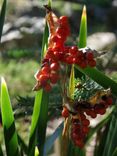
[0,59,39,101]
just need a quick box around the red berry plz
[44,83,52,92]
[62,107,69,118]
[86,52,94,60]
[106,97,113,105]
[51,35,61,43]
[59,16,68,24]
[50,62,60,71]
[80,113,86,120]
[82,126,89,134]
[65,56,74,64]
[41,66,50,74]
[98,108,106,115]
[79,61,87,68]
[90,111,97,118]
[82,119,90,126]
[38,74,49,86]
[50,73,59,84]
[75,139,84,148]
[69,46,78,55]
[88,59,96,67]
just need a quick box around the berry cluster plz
[62,95,113,148]
[34,14,96,91]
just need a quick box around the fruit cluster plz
[34,14,96,91]
[62,95,113,148]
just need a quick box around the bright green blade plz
[78,5,87,48]
[69,65,75,99]
[28,0,51,155]
[41,23,49,60]
[35,146,39,156]
[0,0,7,42]
[1,77,19,156]
[36,91,49,156]
[28,90,43,156]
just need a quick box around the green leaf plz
[75,66,117,96]
[28,90,43,156]
[0,77,19,156]
[69,65,75,99]
[112,148,117,156]
[102,109,117,156]
[0,144,3,156]
[35,146,39,156]
[44,122,64,156]
[28,0,51,155]
[78,5,87,48]
[18,134,28,155]
[36,91,49,156]
[0,0,7,42]
[48,0,52,7]
[41,23,49,61]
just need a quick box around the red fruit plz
[69,46,78,55]
[77,50,84,58]
[75,139,84,148]
[50,62,60,71]
[50,73,59,84]
[56,27,67,40]
[44,83,52,92]
[62,107,69,118]
[82,126,89,134]
[106,97,113,105]
[86,52,94,60]
[88,59,96,67]
[71,132,79,140]
[90,111,97,118]
[41,66,50,74]
[59,16,68,24]
[98,108,106,115]
[53,51,64,60]
[38,74,49,86]
[65,56,74,64]
[75,58,82,65]
[80,113,86,120]
[82,119,90,126]
[79,61,87,68]
[51,35,61,43]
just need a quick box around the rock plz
[0,16,45,50]
[2,23,12,34]
[87,32,117,50]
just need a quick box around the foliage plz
[0,0,117,156]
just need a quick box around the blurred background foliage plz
[0,0,117,155]
[0,0,117,100]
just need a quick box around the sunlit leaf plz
[28,90,43,156]
[0,77,19,156]
[35,146,39,156]
[78,5,87,48]
[69,65,75,99]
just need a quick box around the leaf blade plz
[0,77,19,156]
[0,0,7,42]
[78,5,87,48]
